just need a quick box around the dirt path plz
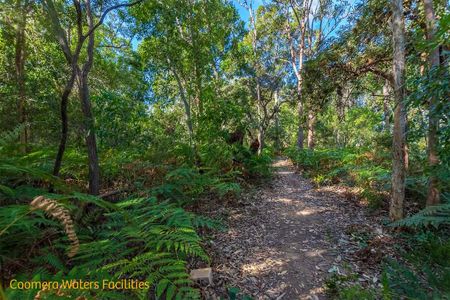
[205,157,371,299]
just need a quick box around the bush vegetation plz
[0,0,448,299]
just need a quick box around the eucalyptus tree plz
[422,0,441,206]
[238,1,290,154]
[390,0,407,221]
[43,0,143,194]
[135,0,241,161]
[274,0,350,149]
[279,0,310,149]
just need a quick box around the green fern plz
[2,178,214,300]
[392,200,450,228]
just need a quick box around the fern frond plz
[30,196,79,257]
[392,202,450,228]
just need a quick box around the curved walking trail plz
[205,157,374,299]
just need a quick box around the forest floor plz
[199,157,390,299]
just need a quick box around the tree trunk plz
[390,0,407,221]
[172,66,195,151]
[274,89,281,152]
[336,86,345,122]
[78,70,100,195]
[255,78,266,155]
[257,125,265,156]
[80,0,100,195]
[15,0,28,153]
[53,69,77,177]
[245,2,266,155]
[423,0,440,206]
[293,0,308,150]
[296,81,304,149]
[307,111,316,149]
[192,41,203,118]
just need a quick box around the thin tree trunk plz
[307,111,315,149]
[15,0,28,153]
[172,67,195,146]
[80,0,100,195]
[246,2,266,155]
[45,0,82,180]
[258,127,265,155]
[257,125,265,156]
[294,26,306,150]
[255,80,266,155]
[78,70,100,195]
[423,0,440,206]
[53,69,77,177]
[45,0,142,192]
[336,86,345,122]
[390,0,407,221]
[291,0,308,150]
[274,89,280,152]
[296,80,304,149]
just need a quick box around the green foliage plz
[0,123,29,148]
[286,147,389,208]
[242,150,273,179]
[392,198,450,228]
[324,271,372,299]
[337,285,377,300]
[152,166,241,203]
[1,194,217,299]
[0,0,449,299]
[224,287,253,300]
[381,232,450,299]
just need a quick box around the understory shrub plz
[285,147,390,208]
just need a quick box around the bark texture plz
[307,112,315,150]
[423,0,440,206]
[390,0,407,221]
[79,0,100,195]
[53,69,77,177]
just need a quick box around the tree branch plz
[82,0,144,40]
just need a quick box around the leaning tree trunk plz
[423,0,440,206]
[390,0,407,221]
